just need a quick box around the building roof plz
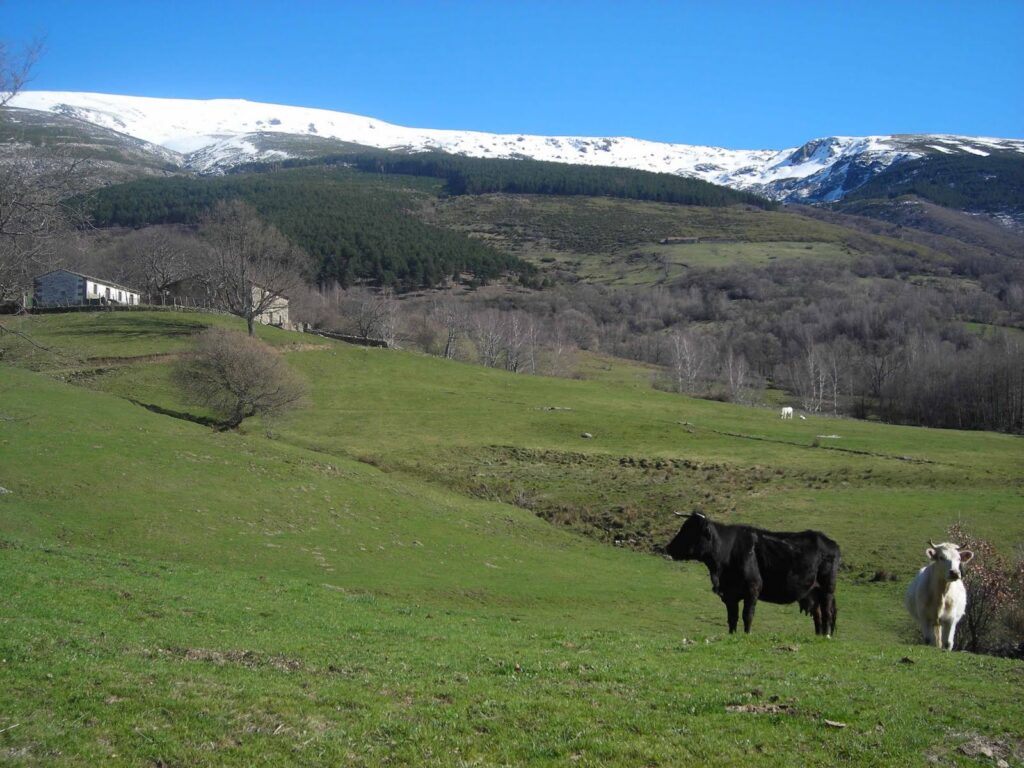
[34,269,140,294]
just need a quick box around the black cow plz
[666,512,840,636]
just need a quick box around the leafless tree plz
[502,311,525,372]
[0,38,42,108]
[558,307,599,351]
[199,200,308,336]
[470,308,505,368]
[376,287,400,348]
[794,343,827,413]
[338,286,400,344]
[0,161,80,302]
[172,328,307,429]
[668,328,709,394]
[111,227,204,304]
[724,346,751,404]
[860,341,905,406]
[501,311,543,375]
[521,313,542,374]
[431,298,465,359]
[0,38,82,305]
[545,314,578,377]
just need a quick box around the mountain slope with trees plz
[841,152,1024,217]
[255,151,776,208]
[82,166,534,290]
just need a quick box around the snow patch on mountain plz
[9,91,1024,202]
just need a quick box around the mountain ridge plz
[10,90,1024,204]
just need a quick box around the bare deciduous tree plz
[432,299,465,360]
[376,288,400,348]
[724,346,751,404]
[338,287,400,345]
[113,227,204,304]
[0,38,42,108]
[172,328,307,429]
[0,161,79,302]
[669,328,709,394]
[199,201,308,336]
[470,308,505,368]
[0,38,81,305]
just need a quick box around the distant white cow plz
[780,406,794,419]
[905,541,973,650]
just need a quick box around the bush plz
[172,328,308,429]
[948,522,1024,657]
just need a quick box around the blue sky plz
[3,0,1022,148]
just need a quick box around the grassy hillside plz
[1,312,1022,766]
[427,194,955,285]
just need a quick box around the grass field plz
[1,312,1022,766]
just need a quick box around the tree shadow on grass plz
[126,398,227,430]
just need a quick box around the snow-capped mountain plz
[9,90,1024,202]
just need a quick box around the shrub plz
[948,522,1024,656]
[172,328,308,429]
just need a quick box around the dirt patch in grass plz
[926,732,1024,767]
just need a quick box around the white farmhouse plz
[33,270,142,308]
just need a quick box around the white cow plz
[905,541,973,650]
[780,406,794,419]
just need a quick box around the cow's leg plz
[941,620,957,651]
[725,599,739,633]
[742,595,757,634]
[804,590,823,635]
[823,593,836,637]
[931,623,943,648]
[920,622,933,646]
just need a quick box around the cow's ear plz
[926,547,937,559]
[960,550,974,564]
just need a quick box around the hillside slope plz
[1,311,1022,764]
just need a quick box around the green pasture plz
[0,312,1022,766]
